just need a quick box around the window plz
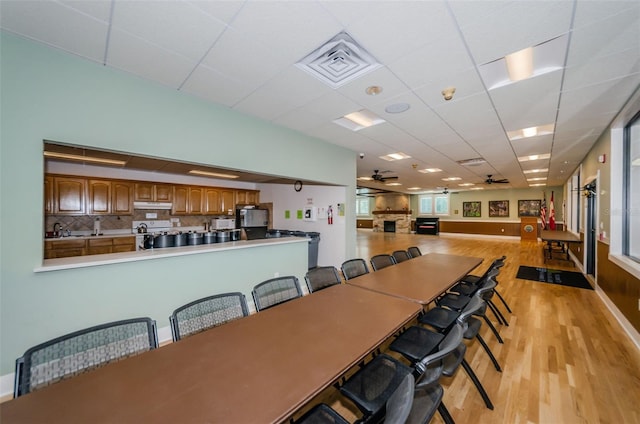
[623,110,640,262]
[356,197,370,216]
[418,194,449,215]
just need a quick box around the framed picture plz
[463,201,481,217]
[489,200,509,217]
[518,199,541,217]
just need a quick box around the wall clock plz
[294,180,303,192]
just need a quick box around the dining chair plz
[304,266,342,293]
[392,250,411,263]
[454,255,512,314]
[14,317,158,397]
[252,276,303,311]
[169,292,249,341]
[370,254,397,271]
[340,258,370,280]
[407,246,422,258]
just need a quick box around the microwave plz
[213,218,236,230]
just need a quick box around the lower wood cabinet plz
[45,236,136,259]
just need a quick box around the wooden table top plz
[540,230,582,243]
[0,284,421,424]
[346,253,483,305]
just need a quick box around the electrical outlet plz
[145,212,157,219]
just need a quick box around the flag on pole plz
[540,193,547,230]
[549,191,556,230]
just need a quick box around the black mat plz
[516,266,593,290]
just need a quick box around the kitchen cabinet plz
[113,236,136,253]
[173,186,204,215]
[134,183,173,202]
[220,189,235,215]
[89,180,133,215]
[189,187,204,214]
[236,190,259,205]
[44,175,53,214]
[203,188,222,214]
[45,236,136,259]
[44,238,86,259]
[53,177,86,215]
[87,237,113,255]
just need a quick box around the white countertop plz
[36,237,307,272]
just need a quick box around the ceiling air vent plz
[296,32,381,88]
[457,158,486,166]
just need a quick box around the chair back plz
[341,258,369,280]
[414,324,463,386]
[457,297,486,329]
[252,276,302,311]
[305,266,342,293]
[407,246,422,258]
[170,292,249,341]
[14,317,158,397]
[384,373,415,424]
[370,254,397,271]
[392,250,411,263]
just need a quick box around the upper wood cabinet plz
[173,186,204,215]
[88,180,133,215]
[189,186,204,214]
[134,183,173,202]
[203,188,222,214]
[52,177,86,215]
[236,190,259,206]
[44,175,53,214]
[112,182,133,215]
[220,189,235,215]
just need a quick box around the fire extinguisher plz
[327,205,333,225]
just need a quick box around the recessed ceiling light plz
[407,187,421,190]
[442,177,462,181]
[458,183,475,187]
[523,168,549,174]
[505,47,533,81]
[527,177,547,181]
[357,176,373,181]
[508,124,555,141]
[333,109,385,131]
[385,182,402,186]
[457,158,486,166]
[380,152,411,161]
[418,168,442,173]
[385,103,411,114]
[529,183,547,187]
[632,157,640,166]
[518,153,551,162]
[43,151,126,166]
[365,85,383,95]
[189,170,239,179]
[470,187,484,190]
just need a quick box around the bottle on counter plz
[93,217,101,235]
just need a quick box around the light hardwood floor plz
[315,230,640,424]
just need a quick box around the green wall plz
[0,33,356,376]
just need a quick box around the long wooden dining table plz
[0,284,421,424]
[346,253,483,305]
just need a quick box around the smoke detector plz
[296,32,381,88]
[442,86,456,101]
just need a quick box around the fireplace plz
[384,221,396,232]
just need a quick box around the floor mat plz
[516,266,593,290]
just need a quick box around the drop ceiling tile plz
[564,49,640,92]
[0,0,108,62]
[60,1,112,22]
[106,28,197,88]
[491,71,563,131]
[294,90,362,122]
[573,1,639,30]
[336,67,410,109]
[412,68,486,107]
[187,0,246,24]
[509,134,553,157]
[111,1,225,61]
[233,66,331,121]
[430,92,499,138]
[180,63,254,107]
[457,1,574,64]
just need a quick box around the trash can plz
[290,231,320,269]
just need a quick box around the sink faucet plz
[53,222,62,237]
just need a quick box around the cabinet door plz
[204,188,222,214]
[172,186,189,215]
[88,180,112,214]
[220,190,235,215]
[134,182,154,201]
[189,187,204,214]
[44,176,53,214]
[155,184,173,202]
[54,177,86,215]
[112,182,133,215]
[235,190,248,205]
[246,191,259,204]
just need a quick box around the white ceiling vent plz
[296,32,381,88]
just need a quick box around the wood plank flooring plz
[319,231,640,424]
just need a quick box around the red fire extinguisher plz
[327,205,333,225]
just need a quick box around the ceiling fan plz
[371,169,398,182]
[484,174,509,184]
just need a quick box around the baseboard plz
[439,232,521,241]
[0,325,175,402]
[596,286,640,352]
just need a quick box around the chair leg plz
[461,359,494,410]
[482,314,504,344]
[438,401,456,424]
[494,288,512,313]
[475,334,502,372]
[487,300,509,327]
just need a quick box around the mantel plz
[372,210,412,215]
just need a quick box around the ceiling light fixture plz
[508,124,555,141]
[518,153,551,162]
[457,157,486,166]
[442,177,462,181]
[527,177,547,181]
[407,187,421,190]
[333,109,385,131]
[365,85,383,95]
[385,182,402,186]
[380,152,411,161]
[458,183,475,187]
[189,170,239,179]
[384,103,411,114]
[505,47,533,81]
[529,183,547,187]
[523,168,549,174]
[418,168,442,173]
[44,151,126,166]
[441,86,456,101]
[470,187,484,190]
[632,156,640,166]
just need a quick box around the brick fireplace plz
[372,210,412,233]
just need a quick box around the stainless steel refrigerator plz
[236,207,269,239]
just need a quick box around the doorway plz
[584,180,597,276]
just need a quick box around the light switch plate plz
[145,213,157,219]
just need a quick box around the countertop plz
[36,236,307,273]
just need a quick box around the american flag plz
[540,194,547,230]
[549,191,556,230]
